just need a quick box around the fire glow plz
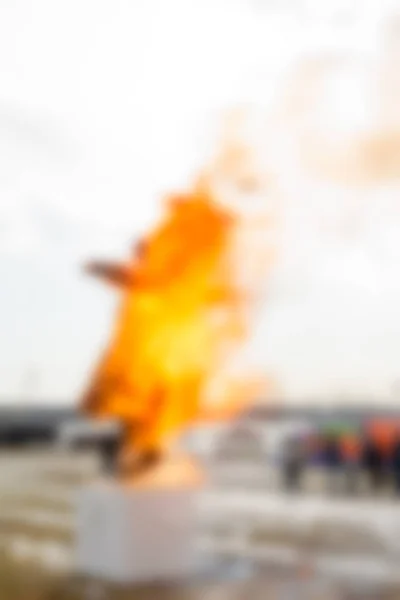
[81,153,272,473]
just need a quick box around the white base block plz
[75,480,200,583]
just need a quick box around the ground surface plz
[1,448,400,599]
[3,551,399,600]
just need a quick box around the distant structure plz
[0,404,74,446]
[0,398,399,449]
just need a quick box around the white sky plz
[0,0,400,405]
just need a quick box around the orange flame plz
[82,176,271,455]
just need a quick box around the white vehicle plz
[57,418,121,450]
[179,423,229,459]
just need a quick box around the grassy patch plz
[0,550,231,600]
[0,519,73,544]
[38,470,90,486]
[308,521,388,555]
[0,495,72,515]
[0,551,63,600]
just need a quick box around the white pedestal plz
[75,479,201,584]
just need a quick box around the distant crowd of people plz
[281,430,400,497]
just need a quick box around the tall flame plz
[82,143,272,457]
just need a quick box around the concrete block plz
[75,479,200,583]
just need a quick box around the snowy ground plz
[0,448,400,595]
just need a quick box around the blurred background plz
[2,0,400,598]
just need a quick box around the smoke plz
[199,2,400,402]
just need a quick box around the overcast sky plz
[0,0,400,405]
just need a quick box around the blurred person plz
[281,434,307,493]
[360,435,385,495]
[98,425,123,476]
[342,433,361,496]
[390,431,400,496]
[322,433,344,496]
